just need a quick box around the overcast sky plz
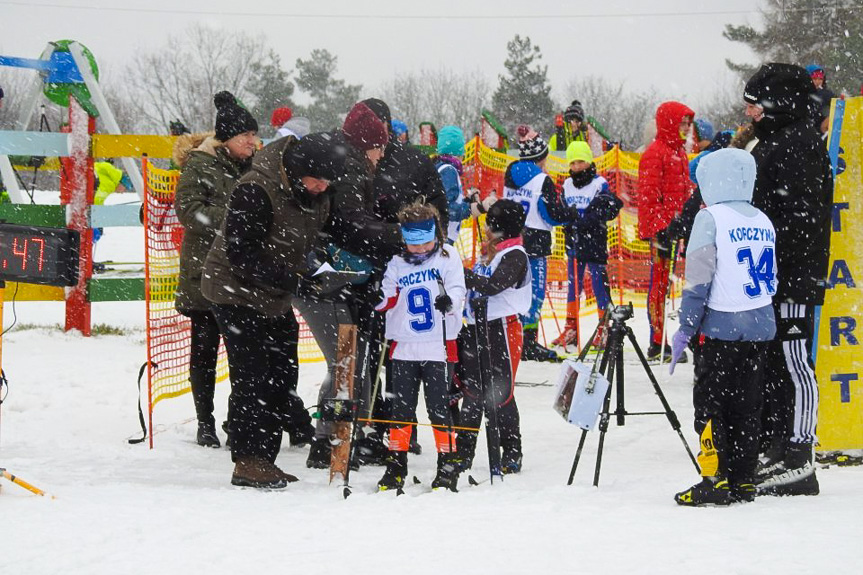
[0,0,765,112]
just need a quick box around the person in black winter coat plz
[743,62,833,497]
[362,98,449,230]
[201,132,348,489]
[294,102,401,469]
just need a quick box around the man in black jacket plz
[743,63,833,497]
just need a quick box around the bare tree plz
[113,24,280,134]
[562,76,659,151]
[378,67,492,137]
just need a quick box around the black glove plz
[434,293,453,314]
[653,228,672,258]
[665,216,684,242]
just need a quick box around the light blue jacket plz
[678,148,776,342]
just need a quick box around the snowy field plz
[1,217,861,574]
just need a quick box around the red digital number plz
[12,236,28,271]
[31,237,46,272]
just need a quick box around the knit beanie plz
[517,125,549,162]
[361,98,393,134]
[391,119,409,137]
[743,63,813,112]
[285,132,346,182]
[270,106,293,128]
[214,91,258,142]
[565,141,593,165]
[437,125,465,156]
[694,118,715,142]
[343,102,389,151]
[486,199,526,240]
[563,100,585,123]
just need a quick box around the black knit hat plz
[361,98,393,135]
[743,63,814,114]
[563,100,585,123]
[486,199,525,240]
[516,124,549,162]
[285,132,347,182]
[214,91,258,143]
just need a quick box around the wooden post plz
[61,96,95,335]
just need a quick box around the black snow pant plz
[185,309,221,427]
[693,337,767,486]
[211,304,311,463]
[761,302,819,450]
[388,359,454,453]
[457,315,523,465]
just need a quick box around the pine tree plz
[246,50,296,138]
[491,35,556,141]
[294,49,362,132]
[724,0,863,94]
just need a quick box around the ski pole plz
[436,276,456,454]
[0,468,55,498]
[658,239,681,366]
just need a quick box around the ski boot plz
[551,319,579,348]
[431,453,462,492]
[306,437,331,469]
[196,420,220,448]
[674,477,731,506]
[454,431,477,473]
[288,423,315,448]
[502,449,523,474]
[521,328,562,363]
[757,442,819,496]
[378,451,408,493]
[352,430,389,466]
[730,482,756,503]
[591,311,607,350]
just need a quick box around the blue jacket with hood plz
[503,159,569,258]
[677,148,776,342]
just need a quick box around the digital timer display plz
[0,223,80,287]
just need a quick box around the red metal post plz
[61,96,95,335]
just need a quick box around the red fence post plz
[61,96,95,335]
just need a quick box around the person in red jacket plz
[637,101,695,361]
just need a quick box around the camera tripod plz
[566,303,699,486]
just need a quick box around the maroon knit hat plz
[342,102,388,151]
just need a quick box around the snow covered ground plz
[0,208,859,573]
[2,296,861,575]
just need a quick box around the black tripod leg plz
[592,357,617,487]
[567,429,589,485]
[615,342,626,426]
[625,327,700,473]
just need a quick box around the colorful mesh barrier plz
[142,159,230,411]
[144,139,681,413]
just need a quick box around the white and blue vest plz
[705,203,777,312]
[466,245,532,324]
[503,173,552,232]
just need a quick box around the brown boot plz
[231,457,292,489]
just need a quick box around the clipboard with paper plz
[312,262,369,294]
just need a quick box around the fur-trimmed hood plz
[172,132,222,169]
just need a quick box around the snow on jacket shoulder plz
[636,102,694,240]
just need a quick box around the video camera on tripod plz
[552,303,700,487]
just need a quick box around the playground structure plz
[0,40,173,335]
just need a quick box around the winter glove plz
[481,191,498,212]
[665,216,684,242]
[470,201,484,218]
[668,330,691,375]
[653,228,672,258]
[434,293,453,314]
